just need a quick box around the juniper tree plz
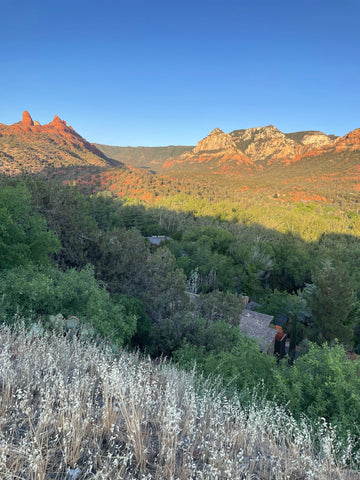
[306,261,354,347]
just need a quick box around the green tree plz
[193,290,246,327]
[94,227,149,296]
[306,261,354,347]
[0,180,59,269]
[141,247,189,323]
[25,178,98,269]
[270,234,311,291]
[116,294,152,349]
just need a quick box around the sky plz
[0,0,359,146]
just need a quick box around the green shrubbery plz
[0,264,137,345]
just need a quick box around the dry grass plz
[0,324,359,479]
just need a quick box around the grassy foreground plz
[0,325,359,480]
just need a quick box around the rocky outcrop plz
[229,126,339,165]
[300,132,335,147]
[335,128,360,151]
[230,126,302,164]
[193,128,239,153]
[22,111,34,126]
[0,112,77,137]
[298,128,360,160]
[0,111,120,174]
[50,115,69,131]
[163,128,256,173]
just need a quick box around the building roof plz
[240,310,276,351]
[146,235,172,246]
[245,300,261,310]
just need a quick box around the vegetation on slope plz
[69,160,360,240]
[1,174,360,473]
[1,325,358,479]
[94,144,192,170]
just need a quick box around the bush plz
[0,264,136,346]
[275,342,360,437]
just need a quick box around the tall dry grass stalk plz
[0,323,358,479]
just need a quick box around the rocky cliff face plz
[298,128,360,160]
[161,123,356,173]
[163,128,256,173]
[193,128,239,153]
[230,126,300,164]
[335,128,360,150]
[1,112,95,146]
[299,132,335,147]
[230,126,338,165]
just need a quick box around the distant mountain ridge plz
[95,124,360,175]
[90,124,360,208]
[94,143,192,171]
[0,111,120,174]
[1,112,360,210]
[162,125,357,172]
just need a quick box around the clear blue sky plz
[1,0,359,146]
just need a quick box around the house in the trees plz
[146,235,172,247]
[239,310,286,358]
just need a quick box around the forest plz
[1,173,360,463]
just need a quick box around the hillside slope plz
[2,326,357,479]
[0,111,121,174]
[94,143,192,171]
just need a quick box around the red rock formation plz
[230,126,338,165]
[193,128,238,153]
[49,115,68,130]
[164,128,257,173]
[335,128,360,151]
[0,111,116,174]
[22,111,34,126]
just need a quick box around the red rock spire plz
[22,111,34,126]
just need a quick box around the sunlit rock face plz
[163,127,257,174]
[0,111,115,174]
[162,123,345,171]
[22,110,34,126]
[193,128,239,153]
[229,126,339,165]
[335,128,360,151]
[301,132,333,147]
